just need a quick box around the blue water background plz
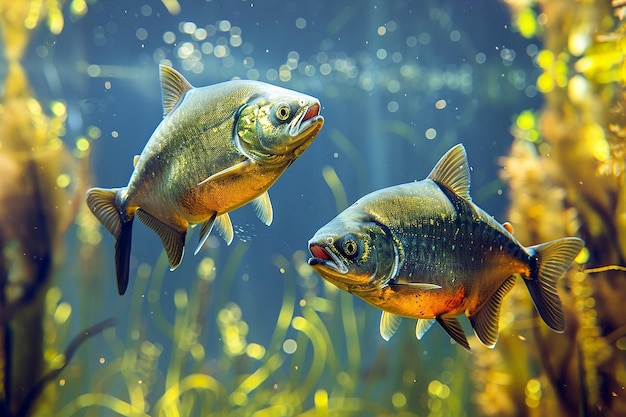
[23,0,539,413]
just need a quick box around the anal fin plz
[195,213,217,255]
[415,318,436,340]
[380,311,402,341]
[136,209,186,270]
[215,213,234,245]
[195,213,235,255]
[252,192,273,226]
[470,275,516,348]
[437,316,470,351]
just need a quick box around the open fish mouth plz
[307,243,349,274]
[289,103,323,139]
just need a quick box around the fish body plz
[87,65,324,294]
[308,144,583,350]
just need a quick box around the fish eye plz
[342,238,359,258]
[275,104,290,121]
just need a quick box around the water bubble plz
[319,63,332,76]
[475,52,486,64]
[266,68,278,81]
[449,30,461,42]
[406,36,417,47]
[230,35,242,47]
[387,79,400,93]
[500,48,516,62]
[247,68,260,80]
[218,20,231,32]
[283,339,297,354]
[177,42,195,59]
[136,27,148,41]
[295,17,307,29]
[387,101,399,112]
[201,42,213,55]
[213,44,229,58]
[163,31,176,44]
[243,57,255,68]
[180,21,197,34]
[425,128,437,140]
[193,28,207,41]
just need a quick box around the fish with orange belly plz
[307,144,583,350]
[87,65,324,295]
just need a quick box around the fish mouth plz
[289,102,324,141]
[307,243,349,274]
[303,103,320,121]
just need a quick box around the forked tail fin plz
[86,187,134,295]
[524,237,585,332]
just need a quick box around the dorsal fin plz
[427,144,471,201]
[160,65,193,116]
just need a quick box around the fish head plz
[234,85,324,164]
[307,205,398,292]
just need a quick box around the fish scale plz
[308,144,584,350]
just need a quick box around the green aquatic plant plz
[484,1,626,416]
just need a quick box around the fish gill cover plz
[1,0,625,416]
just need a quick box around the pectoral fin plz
[252,192,273,226]
[415,319,436,340]
[198,160,253,186]
[436,316,470,351]
[380,311,402,341]
[390,282,441,290]
[470,275,516,348]
[136,209,186,270]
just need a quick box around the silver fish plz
[87,65,324,294]
[308,144,583,350]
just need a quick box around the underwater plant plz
[475,1,626,416]
[9,0,626,416]
[0,0,116,415]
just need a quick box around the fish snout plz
[308,242,332,261]
[307,238,349,275]
[303,102,320,121]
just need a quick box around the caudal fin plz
[524,237,585,332]
[86,187,134,295]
